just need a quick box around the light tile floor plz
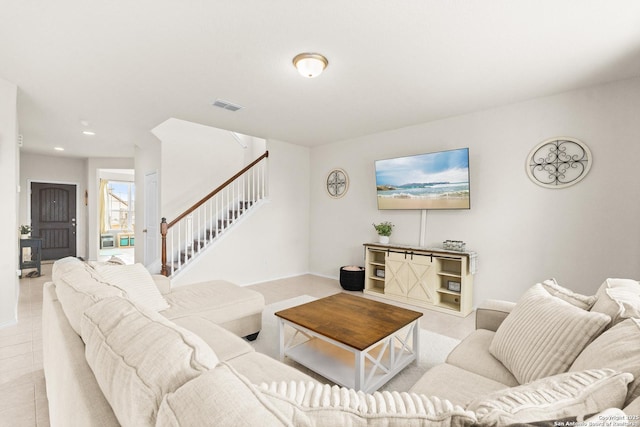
[0,264,475,426]
[0,263,50,426]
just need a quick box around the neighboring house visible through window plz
[106,181,135,231]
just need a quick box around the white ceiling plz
[2,1,640,158]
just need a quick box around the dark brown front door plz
[31,183,77,260]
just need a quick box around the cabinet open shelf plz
[438,271,462,278]
[363,243,476,317]
[437,288,461,296]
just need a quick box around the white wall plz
[87,157,135,260]
[172,139,310,286]
[309,76,640,303]
[155,118,247,222]
[19,152,88,258]
[0,78,19,327]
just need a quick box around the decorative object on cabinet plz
[526,137,592,188]
[443,240,466,251]
[447,280,461,293]
[363,243,477,317]
[19,224,32,239]
[326,168,349,198]
[372,221,394,244]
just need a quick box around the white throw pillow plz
[81,297,218,426]
[541,278,596,310]
[489,284,610,384]
[466,369,633,425]
[590,278,640,328]
[570,318,640,405]
[258,380,478,426]
[92,263,170,311]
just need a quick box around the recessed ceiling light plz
[82,130,96,136]
[54,147,65,151]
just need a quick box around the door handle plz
[143,229,148,233]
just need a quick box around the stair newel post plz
[160,217,168,276]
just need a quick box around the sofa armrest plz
[152,274,172,295]
[475,299,516,332]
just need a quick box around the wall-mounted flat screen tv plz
[375,148,470,210]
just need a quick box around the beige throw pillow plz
[489,284,610,384]
[541,278,596,310]
[466,369,633,425]
[590,278,640,328]
[570,318,640,405]
[258,380,478,426]
[92,262,170,311]
[81,297,218,426]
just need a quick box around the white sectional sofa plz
[43,258,640,426]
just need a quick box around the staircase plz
[161,151,269,277]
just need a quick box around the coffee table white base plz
[278,318,420,393]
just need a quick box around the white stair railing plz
[161,151,269,276]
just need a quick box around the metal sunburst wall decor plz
[526,137,592,189]
[326,168,349,198]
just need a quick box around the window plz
[106,181,135,231]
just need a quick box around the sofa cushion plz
[92,263,170,312]
[156,363,290,427]
[55,265,125,335]
[162,280,264,320]
[590,278,640,328]
[259,380,477,427]
[152,274,172,295]
[52,256,85,282]
[570,318,640,405]
[409,363,509,407]
[227,351,319,385]
[171,316,254,362]
[466,369,633,426]
[81,297,218,427]
[541,278,597,310]
[489,284,610,385]
[445,329,518,387]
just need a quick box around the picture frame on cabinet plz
[447,280,461,293]
[375,268,385,278]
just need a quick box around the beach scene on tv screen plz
[376,148,470,210]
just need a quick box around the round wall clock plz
[526,137,592,189]
[326,168,349,198]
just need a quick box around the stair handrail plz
[160,150,269,276]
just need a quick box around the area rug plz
[250,295,461,392]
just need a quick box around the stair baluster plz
[160,151,269,277]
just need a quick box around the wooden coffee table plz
[275,293,422,393]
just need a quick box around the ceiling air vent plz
[212,99,244,112]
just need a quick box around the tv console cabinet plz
[363,243,477,317]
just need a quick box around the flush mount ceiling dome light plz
[293,53,328,78]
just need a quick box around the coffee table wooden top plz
[275,293,422,351]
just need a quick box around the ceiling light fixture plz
[54,147,65,151]
[82,130,96,136]
[293,53,328,78]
